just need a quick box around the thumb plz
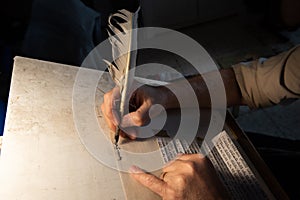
[121,103,151,127]
[129,166,166,197]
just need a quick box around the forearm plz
[232,46,300,109]
[159,68,245,109]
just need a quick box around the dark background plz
[1,0,299,105]
[0,1,299,198]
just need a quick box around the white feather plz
[104,7,140,118]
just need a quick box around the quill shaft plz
[104,7,140,149]
[114,126,121,160]
[114,13,138,146]
[114,126,120,145]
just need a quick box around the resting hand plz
[130,154,229,200]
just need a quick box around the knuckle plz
[133,118,144,126]
[174,175,187,187]
[184,161,197,173]
[136,111,150,126]
[131,114,145,126]
[143,175,156,187]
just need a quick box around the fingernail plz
[129,165,142,174]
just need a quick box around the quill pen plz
[104,7,140,158]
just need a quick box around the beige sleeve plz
[232,45,300,109]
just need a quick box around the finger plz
[111,108,120,126]
[121,103,151,127]
[101,103,116,131]
[162,157,177,172]
[129,166,166,197]
[163,154,207,174]
[102,87,121,127]
[162,155,201,173]
[177,153,205,161]
[119,131,127,138]
[162,154,183,170]
[111,87,121,125]
[120,127,137,140]
[118,128,137,140]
